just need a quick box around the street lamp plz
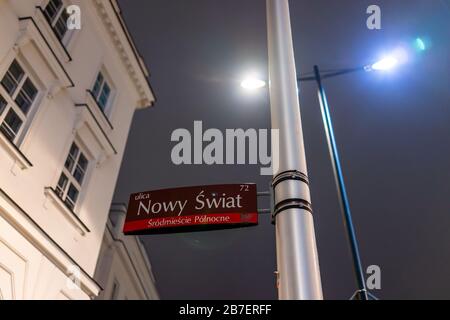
[298,57,404,300]
[240,77,266,90]
[240,54,402,92]
[309,65,370,300]
[369,56,399,71]
[241,53,404,300]
[295,54,404,83]
[250,0,416,300]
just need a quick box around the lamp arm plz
[297,65,367,83]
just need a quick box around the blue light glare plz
[371,57,399,71]
[368,46,409,72]
[415,38,426,51]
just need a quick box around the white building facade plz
[95,204,159,300]
[0,0,155,300]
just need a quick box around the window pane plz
[78,153,88,171]
[69,143,79,158]
[98,95,107,110]
[64,155,76,172]
[1,109,23,141]
[22,78,37,102]
[0,95,6,116]
[54,11,69,41]
[73,166,85,185]
[8,60,24,83]
[102,83,111,99]
[92,73,104,99]
[15,78,37,115]
[44,0,63,23]
[2,60,25,96]
[73,153,88,184]
[65,184,79,210]
[15,91,33,115]
[1,73,18,96]
[98,83,110,110]
[56,173,68,197]
[64,143,79,172]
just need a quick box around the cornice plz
[93,0,155,109]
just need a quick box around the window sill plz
[74,104,118,157]
[85,90,114,131]
[17,17,74,87]
[0,131,33,170]
[44,187,90,236]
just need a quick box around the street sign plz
[124,183,258,235]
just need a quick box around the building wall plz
[0,0,154,299]
[95,204,160,300]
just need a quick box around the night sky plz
[113,0,450,299]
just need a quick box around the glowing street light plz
[292,46,413,300]
[240,32,424,299]
[366,47,410,72]
[240,77,266,90]
[370,56,399,71]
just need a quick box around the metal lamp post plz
[295,59,401,299]
[311,65,368,300]
[267,0,323,300]
[264,0,402,300]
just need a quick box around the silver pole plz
[267,0,323,300]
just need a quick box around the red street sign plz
[123,184,258,235]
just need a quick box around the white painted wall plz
[0,0,154,300]
[95,204,160,300]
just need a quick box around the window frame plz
[0,95,7,116]
[43,0,75,46]
[91,70,115,116]
[56,141,90,212]
[0,59,40,145]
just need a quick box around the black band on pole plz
[273,197,313,215]
[271,171,313,224]
[271,170,310,188]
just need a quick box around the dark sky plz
[113,0,450,300]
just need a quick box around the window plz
[91,72,112,111]
[0,60,38,143]
[1,60,24,95]
[0,95,7,116]
[43,0,70,42]
[56,142,89,211]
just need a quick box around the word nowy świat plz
[135,190,243,217]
